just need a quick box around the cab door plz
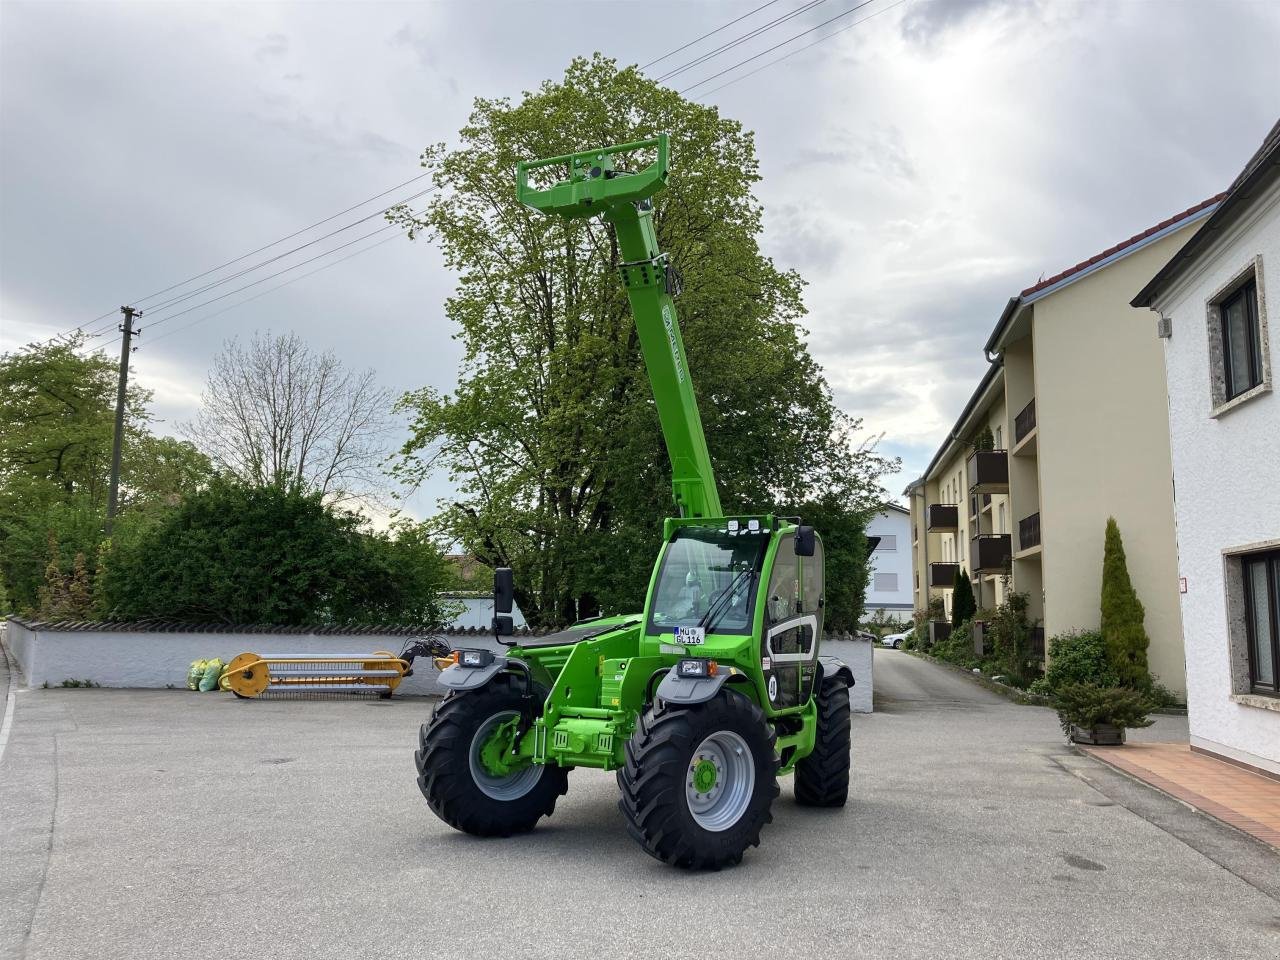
[760,532,823,710]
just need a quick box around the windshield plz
[648,526,770,636]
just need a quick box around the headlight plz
[677,658,717,679]
[458,649,495,669]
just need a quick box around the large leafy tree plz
[393,56,894,628]
[98,479,452,625]
[0,335,212,610]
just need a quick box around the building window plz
[874,573,899,593]
[1207,257,1270,415]
[877,535,897,552]
[1221,279,1263,400]
[1242,550,1280,696]
[994,425,1002,449]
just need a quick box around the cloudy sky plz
[2,0,1278,517]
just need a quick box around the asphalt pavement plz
[1,643,1277,960]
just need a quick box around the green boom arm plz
[517,135,723,519]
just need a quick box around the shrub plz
[932,619,979,669]
[97,479,452,625]
[1100,517,1151,690]
[951,568,976,629]
[984,591,1039,688]
[1041,630,1119,694]
[1054,682,1154,736]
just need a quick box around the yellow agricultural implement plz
[223,651,412,699]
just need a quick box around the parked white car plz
[881,631,910,649]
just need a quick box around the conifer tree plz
[1100,517,1151,689]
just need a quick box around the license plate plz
[674,626,705,645]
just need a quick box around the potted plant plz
[1054,682,1153,745]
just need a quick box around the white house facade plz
[865,504,914,623]
[1133,118,1280,776]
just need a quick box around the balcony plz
[927,503,959,532]
[970,533,1012,574]
[1018,512,1041,552]
[929,562,959,587]
[967,449,1009,494]
[1014,399,1037,444]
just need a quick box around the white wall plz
[5,621,450,695]
[1154,178,1280,773]
[444,594,527,630]
[4,620,875,713]
[865,507,913,621]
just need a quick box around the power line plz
[641,0,786,70]
[655,0,832,83]
[679,0,884,94]
[140,217,411,333]
[145,230,409,347]
[41,170,433,344]
[693,0,907,98]
[137,186,433,315]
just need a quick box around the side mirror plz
[492,615,514,637]
[494,567,514,613]
[795,525,816,557]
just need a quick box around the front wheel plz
[617,691,778,870]
[415,674,568,837]
[793,674,851,807]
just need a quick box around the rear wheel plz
[794,674,851,807]
[617,691,778,870]
[415,674,568,836]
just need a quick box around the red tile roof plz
[1020,193,1227,298]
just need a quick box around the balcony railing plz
[927,503,959,532]
[970,533,1012,574]
[929,562,959,587]
[967,449,1009,493]
[1019,512,1041,551]
[1014,398,1036,444]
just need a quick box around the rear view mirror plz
[492,567,515,637]
[494,567,514,613]
[795,525,816,557]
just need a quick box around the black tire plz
[415,674,568,837]
[617,691,778,870]
[794,674,851,807]
[893,640,902,649]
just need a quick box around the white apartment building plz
[865,504,913,624]
[1133,118,1280,775]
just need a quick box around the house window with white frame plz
[1221,278,1264,400]
[1242,549,1280,697]
[1207,258,1270,413]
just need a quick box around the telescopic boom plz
[516,135,722,520]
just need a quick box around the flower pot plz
[1070,723,1126,745]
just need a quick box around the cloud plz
[899,0,1035,45]
[2,0,1278,520]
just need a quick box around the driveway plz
[1,643,1277,960]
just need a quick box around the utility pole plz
[105,306,140,535]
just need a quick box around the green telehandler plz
[413,134,854,869]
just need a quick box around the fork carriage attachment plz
[224,650,412,699]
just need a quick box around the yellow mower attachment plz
[223,650,410,699]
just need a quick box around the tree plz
[184,332,393,504]
[1100,517,1151,689]
[951,567,976,628]
[392,55,895,627]
[97,479,451,626]
[0,335,209,611]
